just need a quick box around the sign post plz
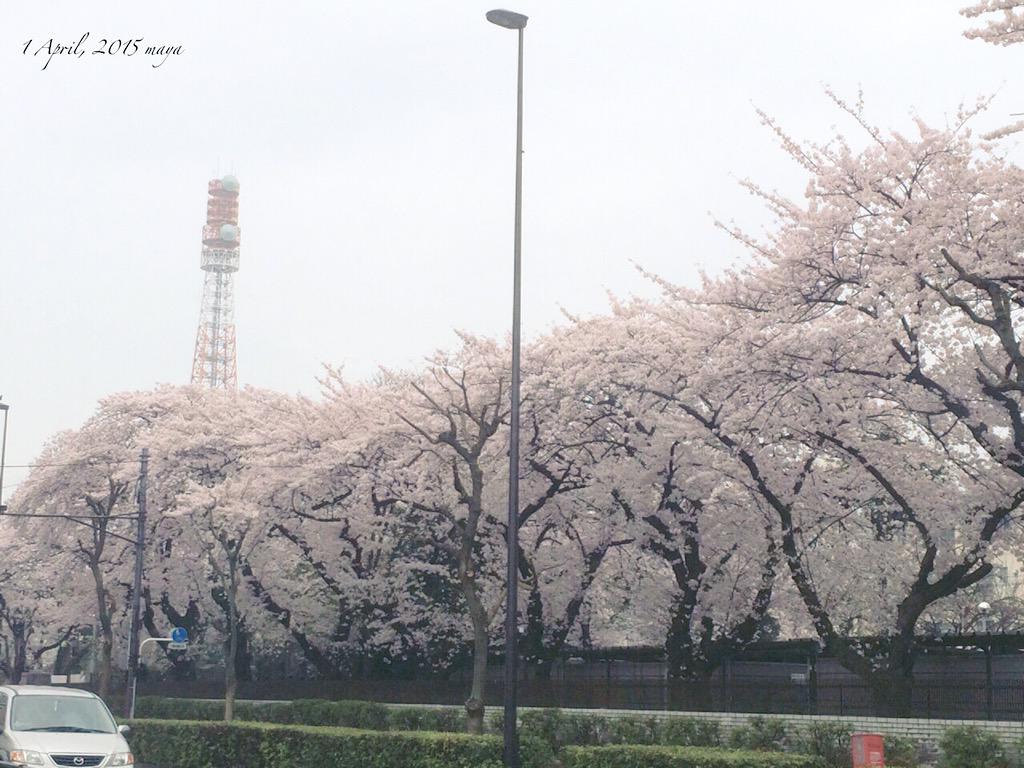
[129,627,189,719]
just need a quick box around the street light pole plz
[486,9,528,768]
[0,402,9,513]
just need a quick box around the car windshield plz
[10,695,116,734]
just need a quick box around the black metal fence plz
[134,676,1024,721]
[122,638,1024,721]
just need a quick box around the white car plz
[0,686,133,767]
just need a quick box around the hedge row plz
[126,718,552,768]
[135,696,468,732]
[133,699,925,767]
[562,744,826,768]
[125,720,834,768]
[516,708,721,749]
[136,697,720,746]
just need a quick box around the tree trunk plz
[89,562,114,698]
[868,672,913,717]
[96,631,112,699]
[462,574,489,735]
[665,598,715,710]
[522,582,545,669]
[663,593,704,675]
[580,619,592,650]
[465,623,488,734]
[234,622,252,683]
[523,546,607,682]
[872,622,917,717]
[224,569,239,722]
[10,624,27,685]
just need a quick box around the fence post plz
[807,647,818,715]
[605,658,611,710]
[985,643,994,720]
[720,655,729,713]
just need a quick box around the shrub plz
[135,697,224,720]
[518,709,721,750]
[135,696,391,730]
[125,718,554,768]
[939,725,1008,768]
[658,717,722,747]
[606,715,659,745]
[520,709,570,748]
[562,744,825,768]
[387,706,465,733]
[729,717,789,752]
[488,709,505,734]
[884,734,921,768]
[799,721,852,768]
[566,711,612,744]
[287,698,390,729]
[519,709,607,748]
[387,706,426,731]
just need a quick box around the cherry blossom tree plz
[353,339,509,734]
[346,332,621,732]
[518,493,634,679]
[141,386,305,719]
[10,420,140,696]
[258,380,462,678]
[962,1,1024,45]
[553,315,782,699]
[652,98,1024,713]
[0,537,79,684]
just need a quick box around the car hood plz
[9,731,128,754]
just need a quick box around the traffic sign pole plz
[124,449,149,720]
[131,629,189,718]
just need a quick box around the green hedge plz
[562,744,826,768]
[728,717,790,752]
[939,725,1008,768]
[519,708,721,749]
[386,705,467,733]
[795,720,851,767]
[132,699,928,766]
[135,696,401,730]
[126,718,552,768]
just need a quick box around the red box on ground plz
[851,733,885,767]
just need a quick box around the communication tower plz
[190,175,241,388]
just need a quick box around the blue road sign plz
[170,627,189,644]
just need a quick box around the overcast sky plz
[1,0,1021,495]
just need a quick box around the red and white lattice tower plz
[190,175,240,389]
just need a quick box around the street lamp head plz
[486,9,528,29]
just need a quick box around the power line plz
[6,459,316,469]
[3,459,133,468]
[0,512,139,520]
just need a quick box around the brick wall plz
[561,708,1023,749]
[385,701,1024,750]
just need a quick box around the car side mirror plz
[118,724,131,735]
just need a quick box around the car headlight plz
[108,753,135,766]
[9,750,45,766]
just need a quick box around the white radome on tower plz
[191,175,241,389]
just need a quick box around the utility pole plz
[0,402,9,513]
[124,448,149,718]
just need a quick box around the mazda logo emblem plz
[73,758,84,766]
